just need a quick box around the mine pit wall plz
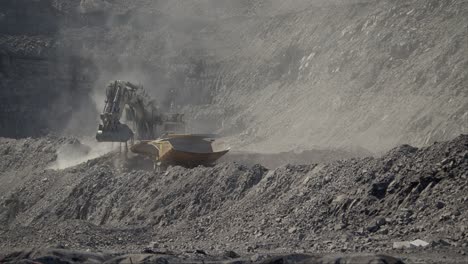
[0,53,97,138]
[161,57,223,108]
[204,0,468,152]
[0,0,58,36]
[0,0,98,138]
[0,0,466,152]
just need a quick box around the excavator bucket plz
[96,123,134,142]
[130,134,229,167]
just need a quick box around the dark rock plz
[367,224,380,233]
[436,201,446,209]
[223,250,240,259]
[195,249,207,255]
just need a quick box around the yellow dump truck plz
[131,134,229,167]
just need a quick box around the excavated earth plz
[1,0,467,263]
[0,135,467,263]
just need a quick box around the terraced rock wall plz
[1,0,467,152]
[0,0,97,138]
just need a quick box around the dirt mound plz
[220,148,371,169]
[0,135,466,263]
[0,136,62,195]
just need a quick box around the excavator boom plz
[96,80,183,142]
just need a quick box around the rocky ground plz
[0,1,467,263]
[0,134,467,263]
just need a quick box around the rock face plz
[1,0,467,152]
[79,0,112,14]
[203,0,468,152]
[0,0,58,35]
[0,0,97,138]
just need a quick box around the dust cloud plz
[49,138,116,170]
[54,0,467,154]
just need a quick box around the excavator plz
[96,80,229,168]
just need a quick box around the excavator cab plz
[161,113,186,135]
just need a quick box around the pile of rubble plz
[0,135,466,263]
